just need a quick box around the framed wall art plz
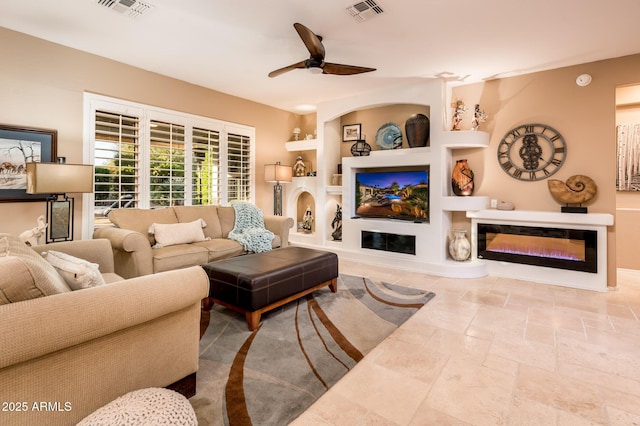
[342,123,361,142]
[616,123,640,191]
[0,124,57,202]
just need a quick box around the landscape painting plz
[0,124,56,202]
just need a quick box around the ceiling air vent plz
[95,0,153,19]
[346,0,384,22]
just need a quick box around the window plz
[84,94,255,234]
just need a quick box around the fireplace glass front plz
[477,223,597,273]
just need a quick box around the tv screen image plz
[355,169,429,222]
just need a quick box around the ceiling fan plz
[268,23,376,78]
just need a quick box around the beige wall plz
[452,54,640,284]
[0,27,297,237]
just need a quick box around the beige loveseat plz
[93,205,294,279]
[0,234,208,425]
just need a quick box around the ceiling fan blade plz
[322,63,376,76]
[293,22,325,60]
[268,61,307,78]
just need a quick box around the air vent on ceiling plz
[346,0,384,22]
[96,0,153,19]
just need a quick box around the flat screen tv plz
[355,168,429,222]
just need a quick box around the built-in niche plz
[339,104,430,157]
[295,191,315,233]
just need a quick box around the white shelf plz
[286,139,318,151]
[440,130,490,147]
[441,196,489,212]
[326,185,342,194]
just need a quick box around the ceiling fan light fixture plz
[308,67,323,75]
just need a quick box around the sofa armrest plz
[31,238,116,274]
[263,215,294,248]
[0,266,209,369]
[93,226,153,278]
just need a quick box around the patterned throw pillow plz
[41,250,106,290]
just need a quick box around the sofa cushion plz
[192,239,245,262]
[217,206,236,238]
[149,219,208,248]
[173,205,223,239]
[41,250,106,290]
[109,208,178,246]
[151,244,209,273]
[0,234,71,305]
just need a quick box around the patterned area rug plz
[191,274,435,426]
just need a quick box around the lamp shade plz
[26,162,94,194]
[264,162,292,183]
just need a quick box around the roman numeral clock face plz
[497,123,567,181]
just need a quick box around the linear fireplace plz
[477,223,597,273]
[467,210,613,292]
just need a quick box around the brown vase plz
[405,113,430,148]
[452,159,474,196]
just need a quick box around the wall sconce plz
[26,162,94,243]
[264,161,292,216]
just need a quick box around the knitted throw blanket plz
[228,202,274,253]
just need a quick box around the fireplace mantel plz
[467,209,614,227]
[467,209,614,292]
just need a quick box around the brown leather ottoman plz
[201,246,338,330]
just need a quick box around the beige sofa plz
[0,234,209,425]
[93,205,294,279]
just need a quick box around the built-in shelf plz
[286,139,318,151]
[326,185,342,194]
[440,130,490,147]
[441,196,489,212]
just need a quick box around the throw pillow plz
[0,256,45,305]
[41,250,106,290]
[148,219,208,248]
[0,233,71,302]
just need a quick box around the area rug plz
[190,274,435,426]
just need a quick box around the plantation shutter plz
[192,127,221,205]
[149,120,186,207]
[93,110,139,221]
[226,132,251,202]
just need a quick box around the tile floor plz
[291,259,640,426]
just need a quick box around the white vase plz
[449,229,470,261]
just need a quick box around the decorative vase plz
[451,159,474,196]
[350,140,371,156]
[449,229,471,261]
[405,113,430,148]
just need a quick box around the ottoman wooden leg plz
[201,297,214,311]
[329,277,338,293]
[246,311,261,331]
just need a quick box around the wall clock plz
[497,123,567,181]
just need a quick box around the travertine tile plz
[293,263,640,426]
[426,357,515,425]
[515,365,607,423]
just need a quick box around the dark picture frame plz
[0,124,57,202]
[342,123,361,142]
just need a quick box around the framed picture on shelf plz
[0,124,57,202]
[342,123,361,142]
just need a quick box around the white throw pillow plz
[148,219,208,248]
[41,250,106,290]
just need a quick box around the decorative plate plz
[375,122,402,150]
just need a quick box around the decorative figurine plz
[302,206,313,233]
[331,204,342,241]
[451,99,467,131]
[19,215,48,246]
[293,156,306,177]
[293,127,301,141]
[471,104,488,131]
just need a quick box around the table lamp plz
[264,161,292,216]
[26,162,94,243]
